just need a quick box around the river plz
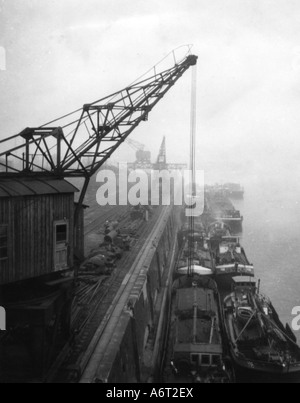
[232,175,300,342]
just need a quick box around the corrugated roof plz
[0,178,79,198]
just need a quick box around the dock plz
[47,203,180,383]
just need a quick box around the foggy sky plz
[1,0,300,337]
[1,0,300,184]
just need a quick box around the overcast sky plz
[1,0,300,184]
[2,0,300,335]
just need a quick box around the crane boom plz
[156,136,167,165]
[0,53,197,213]
[125,138,146,152]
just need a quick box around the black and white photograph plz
[1,0,300,387]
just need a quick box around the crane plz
[125,138,146,152]
[156,136,167,168]
[0,53,198,219]
[154,136,187,171]
[125,138,152,164]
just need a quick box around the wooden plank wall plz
[74,207,85,261]
[0,194,74,285]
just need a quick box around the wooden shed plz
[0,177,79,285]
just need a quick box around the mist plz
[0,0,299,185]
[1,0,299,205]
[0,10,299,218]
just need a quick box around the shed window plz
[56,223,68,244]
[201,355,210,366]
[0,225,8,260]
[212,355,221,367]
[191,354,199,365]
[54,221,69,271]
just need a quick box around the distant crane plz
[154,136,187,171]
[155,136,167,170]
[0,53,198,220]
[125,138,152,164]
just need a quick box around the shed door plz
[54,221,69,271]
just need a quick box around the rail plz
[80,206,172,383]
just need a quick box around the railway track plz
[80,205,170,383]
[84,206,128,237]
[47,206,164,383]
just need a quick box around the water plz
[233,176,300,342]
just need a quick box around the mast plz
[187,57,198,277]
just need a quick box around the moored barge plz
[223,277,300,383]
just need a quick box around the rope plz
[39,45,194,130]
[40,107,82,128]
[188,62,197,277]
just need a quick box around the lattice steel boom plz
[0,53,197,211]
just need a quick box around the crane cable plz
[188,61,197,277]
[42,48,195,152]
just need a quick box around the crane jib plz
[0,53,198,215]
